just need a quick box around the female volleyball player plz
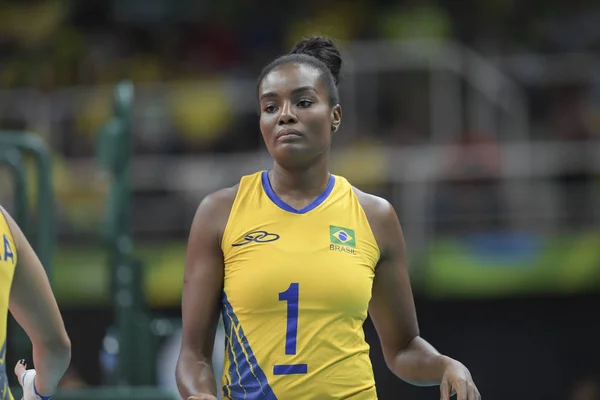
[0,206,71,399]
[176,37,480,400]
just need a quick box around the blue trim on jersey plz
[223,372,233,400]
[273,364,308,375]
[223,325,244,399]
[222,292,278,400]
[0,340,9,400]
[261,170,335,214]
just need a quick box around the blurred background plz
[1,0,600,399]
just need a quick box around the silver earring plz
[332,125,338,132]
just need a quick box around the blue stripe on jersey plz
[222,292,278,400]
[261,170,336,214]
[223,372,233,400]
[223,323,245,399]
[273,364,308,375]
[0,340,10,400]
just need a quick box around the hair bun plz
[289,36,342,86]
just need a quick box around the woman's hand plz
[440,358,481,400]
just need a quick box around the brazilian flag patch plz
[329,226,356,248]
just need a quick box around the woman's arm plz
[3,208,71,397]
[176,187,237,400]
[356,191,480,400]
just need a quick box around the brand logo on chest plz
[232,230,280,247]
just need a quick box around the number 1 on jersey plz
[274,282,307,375]
[279,282,299,354]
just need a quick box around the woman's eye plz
[298,100,312,108]
[264,105,277,113]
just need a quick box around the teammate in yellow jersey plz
[0,207,70,400]
[176,36,481,400]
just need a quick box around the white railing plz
[1,40,600,248]
[54,140,599,252]
[344,40,530,141]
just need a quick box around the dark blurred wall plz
[368,294,600,400]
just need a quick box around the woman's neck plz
[269,156,330,198]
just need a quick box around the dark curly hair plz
[257,36,342,106]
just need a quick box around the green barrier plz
[96,81,160,386]
[0,149,29,232]
[97,81,134,244]
[0,132,54,279]
[0,132,55,373]
[0,96,179,396]
[48,233,600,307]
[0,147,31,365]
[96,80,139,385]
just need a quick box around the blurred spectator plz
[538,0,600,52]
[434,131,502,233]
[376,0,452,41]
[167,80,233,153]
[548,86,597,227]
[285,0,369,48]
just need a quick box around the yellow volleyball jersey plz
[220,171,380,400]
[0,207,17,400]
